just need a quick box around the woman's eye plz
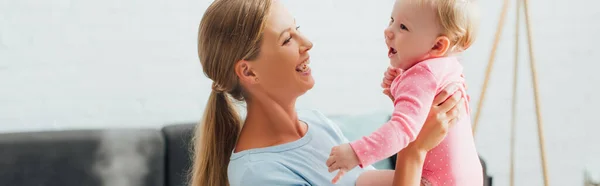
[283,26,301,45]
[283,36,292,45]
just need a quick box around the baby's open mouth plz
[389,47,397,55]
[388,47,397,57]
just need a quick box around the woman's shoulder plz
[297,109,349,143]
[298,109,343,131]
[228,158,310,186]
[297,109,337,128]
[297,109,327,121]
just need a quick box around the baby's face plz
[384,0,441,70]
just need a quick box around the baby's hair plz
[420,0,479,52]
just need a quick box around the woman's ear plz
[429,36,451,57]
[235,60,258,85]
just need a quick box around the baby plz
[327,0,482,185]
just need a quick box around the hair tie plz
[211,82,226,93]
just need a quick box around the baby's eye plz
[389,17,394,25]
[400,24,409,31]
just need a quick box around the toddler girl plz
[326,0,482,185]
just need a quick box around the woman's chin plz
[305,77,315,90]
[300,75,315,92]
[295,74,314,95]
[295,67,314,86]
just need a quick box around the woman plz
[190,0,465,185]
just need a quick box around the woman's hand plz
[413,83,465,152]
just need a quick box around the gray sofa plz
[0,115,492,186]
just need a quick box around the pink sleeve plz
[349,65,438,167]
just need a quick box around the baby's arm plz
[350,64,439,167]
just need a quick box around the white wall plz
[1,0,599,185]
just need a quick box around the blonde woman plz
[190,0,465,185]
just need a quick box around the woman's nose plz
[298,34,313,52]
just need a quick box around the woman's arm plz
[392,142,427,186]
[354,143,428,186]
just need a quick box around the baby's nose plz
[384,28,394,40]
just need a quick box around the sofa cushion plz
[162,123,196,186]
[0,129,165,186]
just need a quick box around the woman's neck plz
[234,96,307,152]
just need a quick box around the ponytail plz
[190,90,241,186]
[192,0,271,185]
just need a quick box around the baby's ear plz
[429,36,451,57]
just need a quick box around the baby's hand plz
[382,67,403,101]
[326,143,360,184]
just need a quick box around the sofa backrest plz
[161,124,196,186]
[0,129,165,186]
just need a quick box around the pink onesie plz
[349,57,483,186]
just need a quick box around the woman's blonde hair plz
[190,0,271,186]
[421,0,479,52]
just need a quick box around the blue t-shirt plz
[227,110,375,186]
